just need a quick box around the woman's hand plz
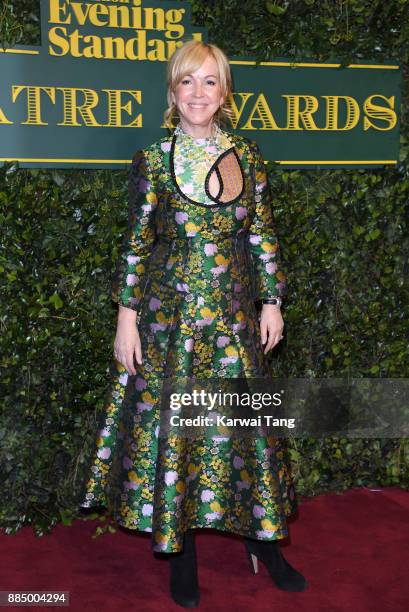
[259,304,284,354]
[113,305,142,375]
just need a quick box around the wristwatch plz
[261,296,282,307]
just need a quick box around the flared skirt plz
[79,278,297,552]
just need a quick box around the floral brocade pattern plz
[78,125,296,553]
[172,123,235,206]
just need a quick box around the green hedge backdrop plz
[1,0,408,537]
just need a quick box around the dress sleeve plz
[111,149,158,310]
[248,140,287,300]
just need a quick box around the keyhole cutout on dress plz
[206,149,244,204]
[207,171,221,199]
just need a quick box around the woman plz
[79,40,307,607]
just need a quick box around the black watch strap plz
[261,297,282,306]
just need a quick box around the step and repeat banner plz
[0,0,402,168]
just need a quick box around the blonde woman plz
[79,40,307,608]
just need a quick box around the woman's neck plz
[178,120,217,140]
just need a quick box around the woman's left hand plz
[259,304,284,353]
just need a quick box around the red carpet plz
[1,486,408,611]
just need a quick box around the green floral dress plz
[78,122,297,553]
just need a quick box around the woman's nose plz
[193,81,203,96]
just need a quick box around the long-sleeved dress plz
[78,122,297,553]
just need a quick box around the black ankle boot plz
[168,530,200,608]
[244,536,308,592]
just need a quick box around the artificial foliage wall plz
[0,0,408,536]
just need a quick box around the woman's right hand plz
[113,305,142,375]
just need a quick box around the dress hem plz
[78,499,297,553]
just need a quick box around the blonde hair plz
[163,39,234,131]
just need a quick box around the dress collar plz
[173,122,223,146]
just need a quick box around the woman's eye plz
[181,79,216,86]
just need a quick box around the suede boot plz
[244,536,308,592]
[168,530,200,608]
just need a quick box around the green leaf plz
[265,2,287,15]
[49,293,63,309]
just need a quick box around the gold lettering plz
[321,96,360,130]
[0,105,13,124]
[70,2,92,27]
[47,1,183,36]
[12,86,56,125]
[164,10,185,39]
[146,36,167,61]
[282,95,319,130]
[89,4,110,27]
[56,88,100,126]
[363,95,397,131]
[47,28,179,60]
[48,26,70,56]
[65,30,81,58]
[226,93,254,129]
[49,0,70,25]
[241,94,280,130]
[103,32,144,60]
[165,39,183,57]
[141,7,165,31]
[82,34,103,59]
[102,89,142,127]
[3,82,398,135]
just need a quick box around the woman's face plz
[171,54,225,133]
